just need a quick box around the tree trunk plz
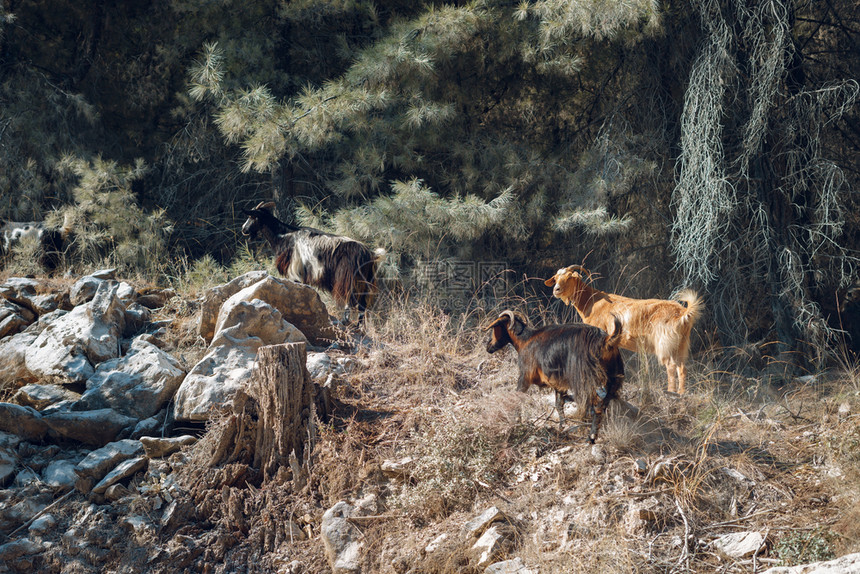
[248,342,315,482]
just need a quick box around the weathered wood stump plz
[209,342,324,485]
[249,342,315,482]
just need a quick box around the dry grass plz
[3,267,860,573]
[295,294,860,573]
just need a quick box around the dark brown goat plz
[485,310,625,443]
[241,201,385,324]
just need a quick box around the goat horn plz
[253,201,276,211]
[499,310,517,324]
[484,310,517,331]
[567,265,593,279]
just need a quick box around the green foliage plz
[3,236,44,276]
[186,0,657,267]
[49,156,172,277]
[299,178,512,260]
[183,254,230,294]
[522,0,661,43]
[775,529,835,566]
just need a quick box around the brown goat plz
[545,266,702,394]
[485,310,624,443]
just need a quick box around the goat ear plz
[544,276,556,287]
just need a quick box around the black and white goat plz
[241,201,385,324]
[1,217,72,271]
[485,310,625,443]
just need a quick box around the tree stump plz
[248,342,315,482]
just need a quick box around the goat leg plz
[588,403,602,444]
[555,390,566,429]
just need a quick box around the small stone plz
[29,514,57,537]
[140,435,196,458]
[381,457,414,481]
[91,456,148,495]
[425,533,448,553]
[712,531,765,559]
[104,483,132,501]
[464,507,506,539]
[471,525,514,569]
[484,557,536,574]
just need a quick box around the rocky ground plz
[0,270,859,573]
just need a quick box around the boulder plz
[198,270,269,342]
[74,337,185,419]
[0,299,35,338]
[123,302,152,336]
[0,277,40,307]
[117,281,137,301]
[0,447,15,486]
[0,498,48,533]
[213,295,308,348]
[28,514,57,539]
[322,501,362,574]
[0,277,70,317]
[761,552,860,574]
[69,269,116,306]
[0,538,44,570]
[14,383,81,411]
[129,414,164,440]
[136,288,175,309]
[14,467,40,486]
[199,272,334,345]
[25,282,126,384]
[43,408,136,447]
[173,293,307,421]
[0,403,49,442]
[465,507,507,539]
[74,439,144,493]
[28,292,72,315]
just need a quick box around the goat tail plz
[675,289,703,325]
[605,314,624,351]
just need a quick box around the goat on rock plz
[485,310,625,443]
[545,265,702,394]
[241,201,385,324]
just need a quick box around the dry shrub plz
[309,415,386,507]
[357,295,483,393]
[518,526,638,574]
[393,392,536,522]
[599,402,644,453]
[3,236,45,276]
